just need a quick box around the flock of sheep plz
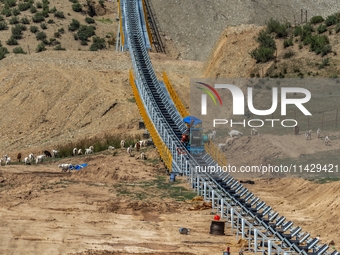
[214,126,333,153]
[0,139,151,171]
[301,127,331,146]
[0,150,60,166]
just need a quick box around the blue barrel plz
[170,173,176,182]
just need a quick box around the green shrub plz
[319,58,330,69]
[250,47,275,63]
[317,24,327,34]
[30,25,39,33]
[283,37,293,48]
[12,7,21,16]
[68,19,80,31]
[47,19,54,24]
[42,9,49,17]
[58,27,64,34]
[18,2,31,11]
[32,12,45,22]
[13,46,26,54]
[36,1,42,8]
[42,38,50,45]
[85,17,95,24]
[6,0,17,7]
[54,11,65,18]
[40,23,47,29]
[0,15,4,21]
[30,6,37,13]
[335,23,340,33]
[99,0,104,7]
[283,49,295,59]
[49,6,57,13]
[54,31,60,38]
[77,25,96,42]
[0,46,9,60]
[18,24,27,31]
[89,36,106,51]
[72,3,82,12]
[266,18,288,38]
[6,36,18,45]
[310,15,324,24]
[54,44,65,50]
[36,31,47,40]
[0,21,8,30]
[256,30,276,49]
[9,16,19,24]
[11,24,24,39]
[1,6,12,17]
[49,38,60,45]
[310,35,332,56]
[69,0,78,3]
[325,15,338,27]
[21,17,30,24]
[36,42,46,52]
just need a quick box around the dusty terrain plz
[0,148,242,255]
[1,0,340,254]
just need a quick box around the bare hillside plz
[150,0,340,61]
[0,51,202,156]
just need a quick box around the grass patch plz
[112,176,196,201]
[96,17,112,24]
[127,97,136,103]
[56,132,141,157]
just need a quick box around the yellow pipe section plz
[142,0,153,47]
[162,71,189,118]
[129,70,172,171]
[118,0,124,47]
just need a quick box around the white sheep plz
[127,145,133,155]
[5,157,11,165]
[251,128,259,136]
[305,130,312,140]
[4,155,11,165]
[73,148,78,156]
[28,153,35,162]
[139,140,148,147]
[58,163,72,173]
[140,152,146,160]
[208,130,216,140]
[36,155,45,164]
[317,128,321,138]
[89,146,94,151]
[325,135,331,146]
[24,157,30,165]
[108,146,115,150]
[218,143,227,152]
[78,148,83,155]
[120,140,125,148]
[52,150,59,158]
[85,148,93,154]
[228,130,243,138]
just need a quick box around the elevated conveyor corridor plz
[119,1,338,255]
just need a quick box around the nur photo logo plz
[196,82,223,115]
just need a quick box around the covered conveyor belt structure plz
[118,1,339,255]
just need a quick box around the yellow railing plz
[162,71,189,118]
[204,140,227,167]
[129,70,172,171]
[142,0,153,47]
[118,0,124,47]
